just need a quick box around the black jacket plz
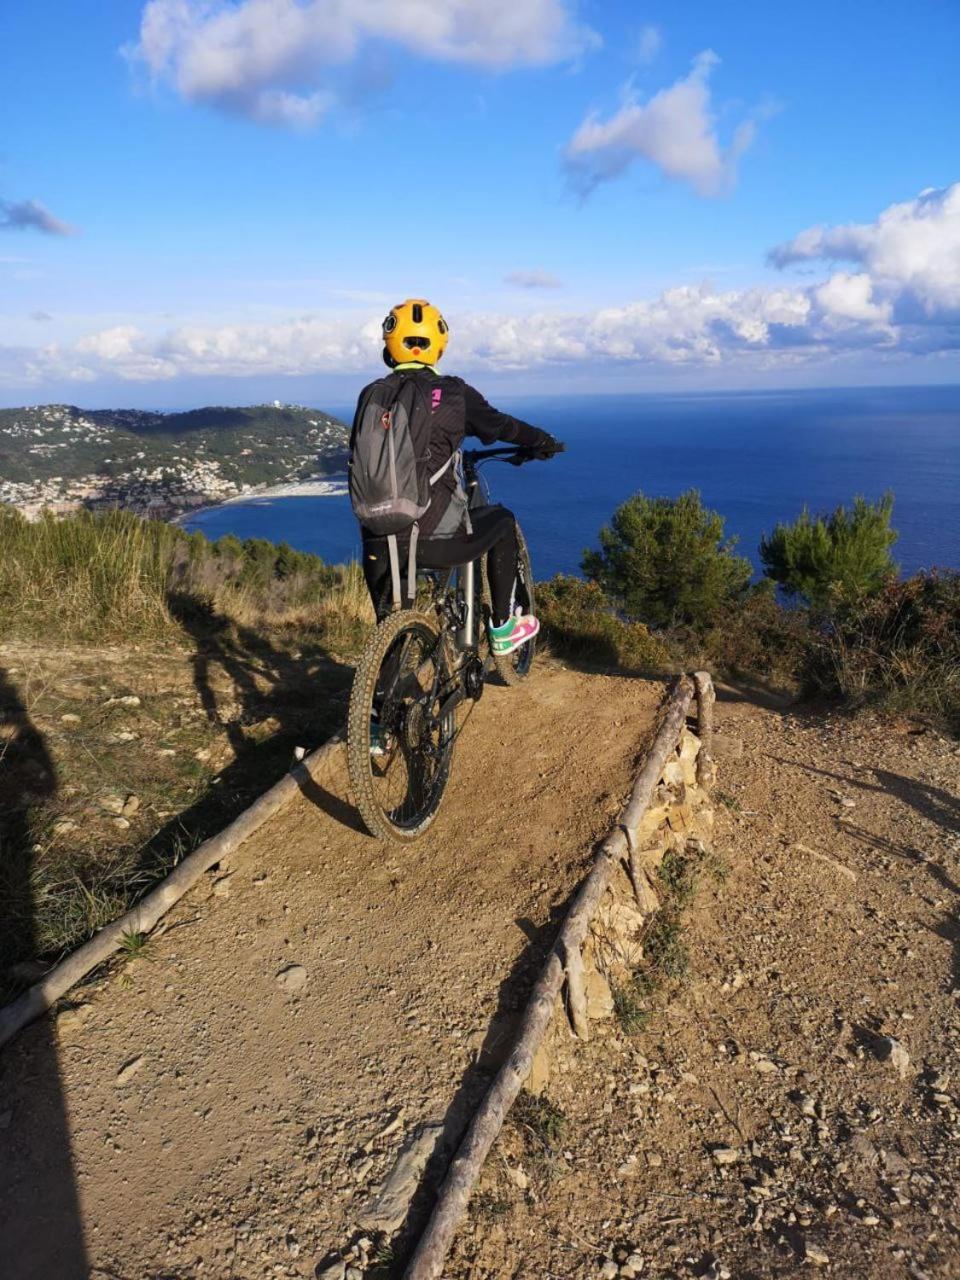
[352,367,551,537]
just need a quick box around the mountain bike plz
[346,445,547,843]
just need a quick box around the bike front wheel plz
[347,610,456,842]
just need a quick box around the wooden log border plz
[404,672,715,1280]
[0,734,344,1050]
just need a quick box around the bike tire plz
[347,610,455,843]
[485,521,537,686]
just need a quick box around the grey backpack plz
[349,374,454,607]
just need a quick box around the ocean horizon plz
[182,384,960,581]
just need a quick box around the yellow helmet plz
[382,298,449,367]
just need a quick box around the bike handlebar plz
[462,443,565,465]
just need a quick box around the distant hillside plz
[0,403,350,519]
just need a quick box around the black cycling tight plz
[362,504,519,625]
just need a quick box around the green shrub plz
[760,493,898,607]
[582,490,752,630]
[803,570,960,730]
[537,575,672,671]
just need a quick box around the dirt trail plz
[0,661,662,1280]
[448,692,960,1280]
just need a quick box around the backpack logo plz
[431,388,442,411]
[381,410,392,430]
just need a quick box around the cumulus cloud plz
[0,198,78,236]
[769,183,960,322]
[564,51,762,198]
[6,186,959,388]
[131,0,594,126]
[504,269,563,289]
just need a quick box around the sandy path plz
[446,692,960,1280]
[0,661,661,1280]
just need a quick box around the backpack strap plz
[429,453,455,485]
[407,523,419,605]
[387,533,403,612]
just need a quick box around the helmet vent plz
[411,303,423,324]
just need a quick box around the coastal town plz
[0,402,350,521]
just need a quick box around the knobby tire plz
[347,610,455,843]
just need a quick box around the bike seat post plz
[455,558,476,652]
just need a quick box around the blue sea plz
[183,385,960,579]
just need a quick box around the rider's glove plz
[529,434,565,460]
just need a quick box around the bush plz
[700,581,813,691]
[582,490,752,631]
[803,570,960,730]
[537,575,672,671]
[760,493,898,607]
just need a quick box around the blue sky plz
[1,0,959,407]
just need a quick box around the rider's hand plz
[529,434,565,460]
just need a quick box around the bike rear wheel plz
[347,610,456,842]
[485,521,537,686]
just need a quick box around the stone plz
[599,1261,619,1279]
[359,1122,444,1233]
[105,695,141,708]
[122,794,140,817]
[876,1037,910,1079]
[112,817,131,831]
[98,793,126,815]
[711,1146,739,1166]
[661,760,685,789]
[621,1253,644,1277]
[276,964,308,994]
[60,713,81,724]
[527,1042,551,1096]
[804,1244,829,1266]
[211,874,233,898]
[52,820,77,836]
[115,1055,145,1086]
[678,730,701,761]
[315,1264,345,1280]
[56,1004,90,1035]
[506,1164,529,1191]
[584,965,615,1019]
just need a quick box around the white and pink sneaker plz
[490,611,540,656]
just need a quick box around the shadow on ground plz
[0,667,88,1277]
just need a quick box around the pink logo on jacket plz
[431,388,442,411]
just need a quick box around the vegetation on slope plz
[0,402,349,487]
[0,509,371,996]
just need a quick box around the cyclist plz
[353,298,562,657]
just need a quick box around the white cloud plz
[6,186,959,389]
[0,198,78,236]
[634,24,661,65]
[769,183,960,322]
[504,269,563,289]
[131,0,595,126]
[563,51,762,198]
